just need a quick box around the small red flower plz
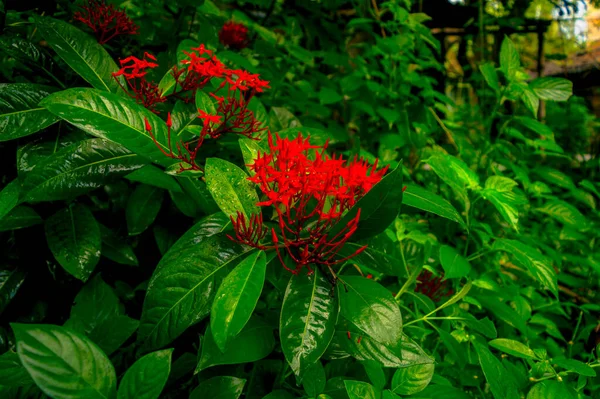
[219,21,249,50]
[113,53,165,112]
[198,110,223,125]
[74,0,138,44]
[415,270,453,302]
[228,133,388,276]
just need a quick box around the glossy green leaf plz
[126,184,164,236]
[138,214,251,351]
[529,77,573,101]
[189,376,245,399]
[500,36,520,79]
[45,204,101,282]
[553,359,596,377]
[362,360,386,390]
[197,318,275,372]
[439,245,471,279]
[211,251,266,351]
[526,381,576,399]
[40,88,173,165]
[427,153,480,192]
[474,342,520,399]
[177,176,220,215]
[338,238,403,277]
[0,34,54,71]
[0,266,27,316]
[239,137,268,175]
[117,349,173,399]
[23,138,146,203]
[0,83,59,141]
[205,157,260,218]
[391,363,434,395]
[535,200,587,228]
[344,380,379,399]
[488,339,536,359]
[0,206,42,232]
[99,224,138,266]
[169,100,198,136]
[332,164,403,241]
[493,239,557,295]
[402,184,466,228]
[125,165,182,193]
[338,276,401,346]
[36,16,122,93]
[303,361,326,396]
[12,323,117,399]
[0,180,20,221]
[0,351,33,387]
[280,268,338,375]
[196,90,217,115]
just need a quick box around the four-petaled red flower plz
[219,21,250,50]
[74,0,138,44]
[228,133,388,277]
[415,270,454,302]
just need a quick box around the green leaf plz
[553,359,596,377]
[338,276,401,346]
[197,317,275,372]
[239,137,268,175]
[0,180,20,221]
[534,167,575,190]
[205,157,260,219]
[427,153,480,192]
[362,360,386,390]
[99,224,138,266]
[196,90,217,116]
[23,138,146,203]
[488,339,536,359]
[0,350,33,387]
[0,206,42,232]
[402,184,466,229]
[45,204,101,282]
[35,17,122,93]
[480,63,500,93]
[138,214,251,351]
[493,239,557,295]
[65,275,138,355]
[344,380,379,399]
[280,268,338,375]
[0,83,59,141]
[500,36,520,79]
[391,363,434,395]
[189,376,246,399]
[125,165,182,193]
[126,185,164,236]
[474,342,520,399]
[269,107,301,131]
[535,200,587,228]
[319,87,343,105]
[303,361,326,396]
[117,349,173,399]
[12,323,117,399]
[332,164,403,241]
[0,266,27,315]
[338,238,404,277]
[481,181,526,231]
[211,251,266,352]
[529,77,573,101]
[439,245,471,279]
[177,177,220,215]
[526,381,576,399]
[514,117,554,140]
[40,88,174,165]
[520,86,539,117]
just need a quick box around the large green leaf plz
[0,180,20,221]
[474,342,520,399]
[117,349,172,399]
[402,184,466,229]
[0,206,42,232]
[338,237,404,277]
[0,83,59,141]
[12,323,117,399]
[211,251,266,351]
[527,381,576,399]
[529,77,572,102]
[99,224,138,266]
[426,153,480,192]
[280,268,338,375]
[197,317,275,372]
[35,16,122,93]
[439,245,471,280]
[499,36,520,79]
[391,363,434,395]
[40,88,173,165]
[189,376,246,399]
[344,381,379,399]
[45,204,101,282]
[22,138,146,203]
[126,184,164,236]
[138,214,251,351]
[338,276,401,346]
[205,157,260,219]
[535,200,587,228]
[332,164,403,241]
[125,165,181,193]
[488,339,536,360]
[0,351,33,387]
[0,266,27,316]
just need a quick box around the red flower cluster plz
[123,45,269,171]
[415,270,454,302]
[219,21,250,50]
[228,133,388,276]
[113,52,165,111]
[74,0,138,44]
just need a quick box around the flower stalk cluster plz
[74,0,138,44]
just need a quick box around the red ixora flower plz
[228,133,389,277]
[113,52,165,112]
[219,21,249,50]
[74,0,138,44]
[415,270,454,302]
